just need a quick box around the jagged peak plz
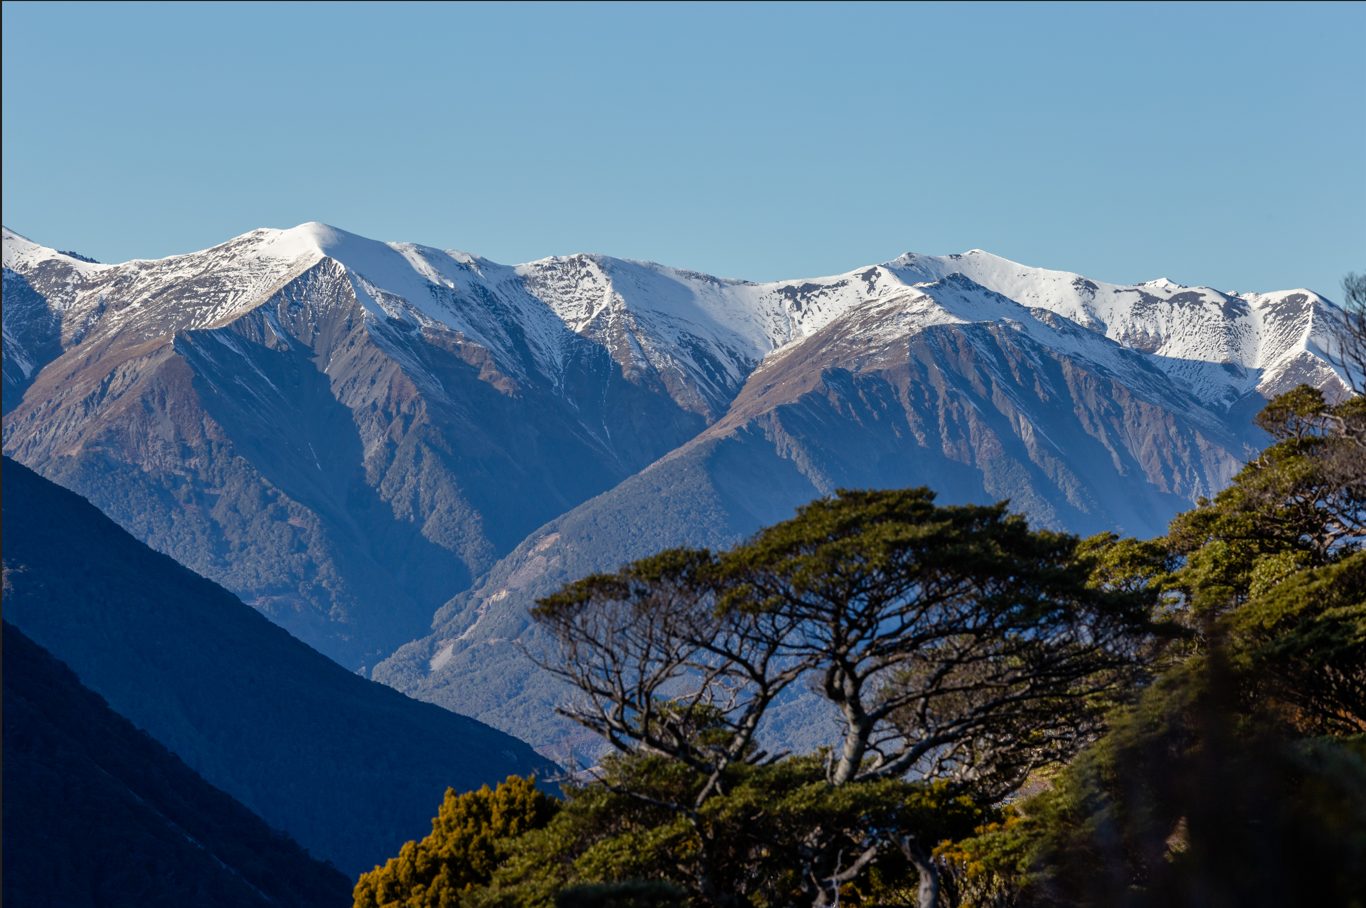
[1140,276,1181,291]
[5,222,1321,310]
[5,221,1342,408]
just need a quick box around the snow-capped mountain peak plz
[3,224,1351,418]
[878,248,1347,406]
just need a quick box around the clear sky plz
[3,1,1363,297]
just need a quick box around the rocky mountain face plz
[1,458,555,876]
[3,223,1351,751]
[2,225,708,666]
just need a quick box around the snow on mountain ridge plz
[882,248,1345,405]
[3,223,1347,415]
[1,227,111,278]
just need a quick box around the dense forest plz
[351,370,1365,907]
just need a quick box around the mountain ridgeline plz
[2,223,1352,751]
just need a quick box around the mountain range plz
[2,222,1351,752]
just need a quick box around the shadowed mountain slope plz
[2,623,353,908]
[1,457,555,876]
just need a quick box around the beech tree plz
[353,776,557,908]
[938,383,1366,907]
[533,488,1154,907]
[1167,386,1365,618]
[470,751,984,908]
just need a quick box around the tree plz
[1228,553,1366,736]
[470,751,985,908]
[353,775,557,908]
[532,489,1155,907]
[1333,272,1366,393]
[947,384,1366,907]
[1171,384,1364,735]
[1166,386,1365,619]
[966,667,1366,908]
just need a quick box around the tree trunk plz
[917,861,940,908]
[902,839,940,908]
[831,706,871,785]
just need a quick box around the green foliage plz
[467,766,683,907]
[353,776,558,908]
[1229,553,1366,735]
[555,881,690,908]
[472,753,985,908]
[947,384,1366,906]
[933,808,1036,908]
[1166,387,1364,614]
[1075,532,1176,597]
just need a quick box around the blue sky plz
[3,2,1363,296]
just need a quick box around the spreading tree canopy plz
[531,488,1156,907]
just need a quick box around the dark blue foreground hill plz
[2,623,353,908]
[1,457,556,877]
